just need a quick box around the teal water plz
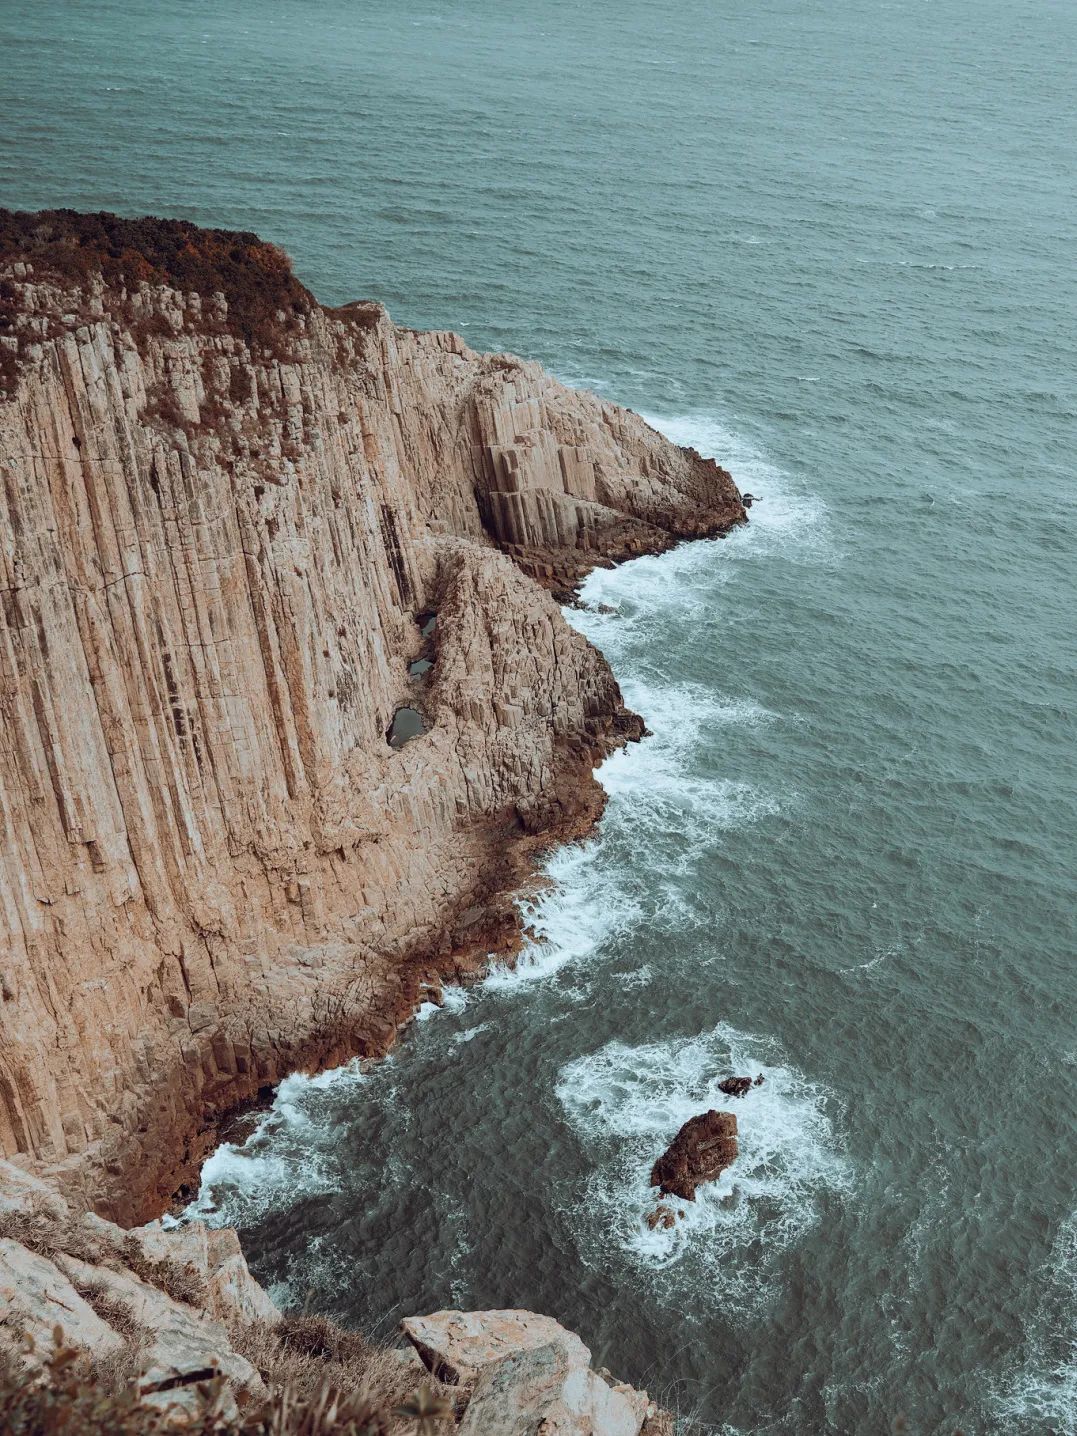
[3,1,1075,1430]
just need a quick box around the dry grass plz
[0,1324,454,1434]
[0,1206,105,1266]
[232,1315,436,1421]
[118,1232,209,1309]
[0,1201,208,1311]
[0,1202,454,1434]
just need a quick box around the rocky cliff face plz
[0,211,744,1223]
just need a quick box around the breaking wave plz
[555,1021,853,1316]
[992,1209,1077,1434]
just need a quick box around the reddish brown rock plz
[0,210,745,1222]
[717,1076,753,1098]
[650,1111,739,1201]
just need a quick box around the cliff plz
[0,210,744,1224]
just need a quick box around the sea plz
[2,1,1074,1430]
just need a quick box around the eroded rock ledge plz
[0,210,744,1224]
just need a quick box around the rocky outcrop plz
[402,1308,669,1435]
[650,1110,739,1201]
[0,1160,270,1413]
[0,209,743,1224]
[401,1309,591,1387]
[2,1161,666,1432]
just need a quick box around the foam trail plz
[180,1059,369,1227]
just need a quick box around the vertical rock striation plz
[0,211,744,1221]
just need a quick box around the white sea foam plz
[992,1209,1077,1433]
[452,1022,489,1045]
[639,410,829,560]
[483,836,640,989]
[555,1021,852,1315]
[416,984,469,1020]
[181,1060,369,1226]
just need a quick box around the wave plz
[992,1209,1077,1434]
[554,1021,853,1316]
[176,1061,370,1228]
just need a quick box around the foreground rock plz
[650,1111,739,1200]
[401,1309,589,1386]
[0,1159,272,1413]
[0,209,744,1222]
[403,1308,669,1435]
[2,1161,668,1433]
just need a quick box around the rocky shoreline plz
[0,1157,673,1432]
[0,209,744,1426]
[0,210,744,1225]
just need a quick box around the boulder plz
[641,1410,676,1435]
[717,1076,753,1098]
[401,1308,589,1386]
[650,1110,738,1201]
[127,1219,210,1277]
[205,1249,281,1328]
[456,1340,644,1436]
[645,1205,675,1232]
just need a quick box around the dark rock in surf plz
[650,1110,738,1201]
[717,1076,753,1098]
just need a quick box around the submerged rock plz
[645,1204,676,1231]
[650,1110,738,1201]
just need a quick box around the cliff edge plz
[0,210,744,1223]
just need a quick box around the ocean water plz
[3,1,1075,1430]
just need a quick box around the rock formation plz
[1,1160,669,1432]
[650,1111,739,1201]
[717,1076,753,1098]
[0,209,743,1227]
[0,1159,274,1417]
[400,1309,670,1435]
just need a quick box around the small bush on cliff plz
[231,1315,432,1417]
[0,208,313,348]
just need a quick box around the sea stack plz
[650,1110,739,1201]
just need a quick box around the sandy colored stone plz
[456,1339,645,1436]
[0,1158,69,1221]
[53,1251,264,1397]
[0,220,744,1221]
[0,1237,125,1359]
[402,1307,591,1385]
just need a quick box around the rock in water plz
[717,1076,753,1098]
[650,1111,738,1200]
